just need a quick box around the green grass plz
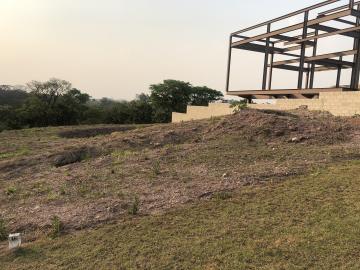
[2,161,360,269]
[0,148,30,160]
[0,217,7,241]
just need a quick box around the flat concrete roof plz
[227,88,354,99]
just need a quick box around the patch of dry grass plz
[0,110,360,240]
[2,162,360,269]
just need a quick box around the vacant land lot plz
[1,109,360,269]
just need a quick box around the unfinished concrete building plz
[226,0,360,100]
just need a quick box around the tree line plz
[0,78,223,131]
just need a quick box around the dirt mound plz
[52,146,100,167]
[58,126,138,138]
[205,109,352,145]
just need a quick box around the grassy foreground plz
[2,161,360,269]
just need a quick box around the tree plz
[99,98,119,109]
[149,80,224,123]
[53,89,91,125]
[66,88,90,104]
[20,79,89,127]
[18,95,51,127]
[0,78,224,130]
[0,85,29,107]
[27,78,72,108]
[101,94,153,125]
[150,80,193,123]
[105,101,132,124]
[0,79,98,130]
[0,105,22,131]
[190,86,223,106]
[81,101,106,124]
[128,94,153,124]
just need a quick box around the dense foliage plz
[0,79,223,131]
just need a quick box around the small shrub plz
[50,216,63,238]
[152,161,161,176]
[59,186,67,195]
[0,217,8,241]
[6,186,17,196]
[230,100,248,112]
[128,197,140,215]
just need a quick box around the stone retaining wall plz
[172,103,233,123]
[171,91,360,122]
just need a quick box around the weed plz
[152,160,161,176]
[12,247,42,259]
[112,150,134,172]
[0,217,8,241]
[230,100,248,112]
[116,191,125,199]
[0,148,30,160]
[213,191,232,201]
[50,216,63,238]
[59,186,67,195]
[311,169,322,177]
[0,152,13,159]
[47,192,59,202]
[32,182,51,195]
[165,144,175,153]
[6,186,17,196]
[78,183,90,198]
[128,197,140,215]
[112,150,133,162]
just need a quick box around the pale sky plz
[0,0,353,100]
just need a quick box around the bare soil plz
[58,126,139,139]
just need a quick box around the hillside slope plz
[1,109,360,268]
[2,162,360,269]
